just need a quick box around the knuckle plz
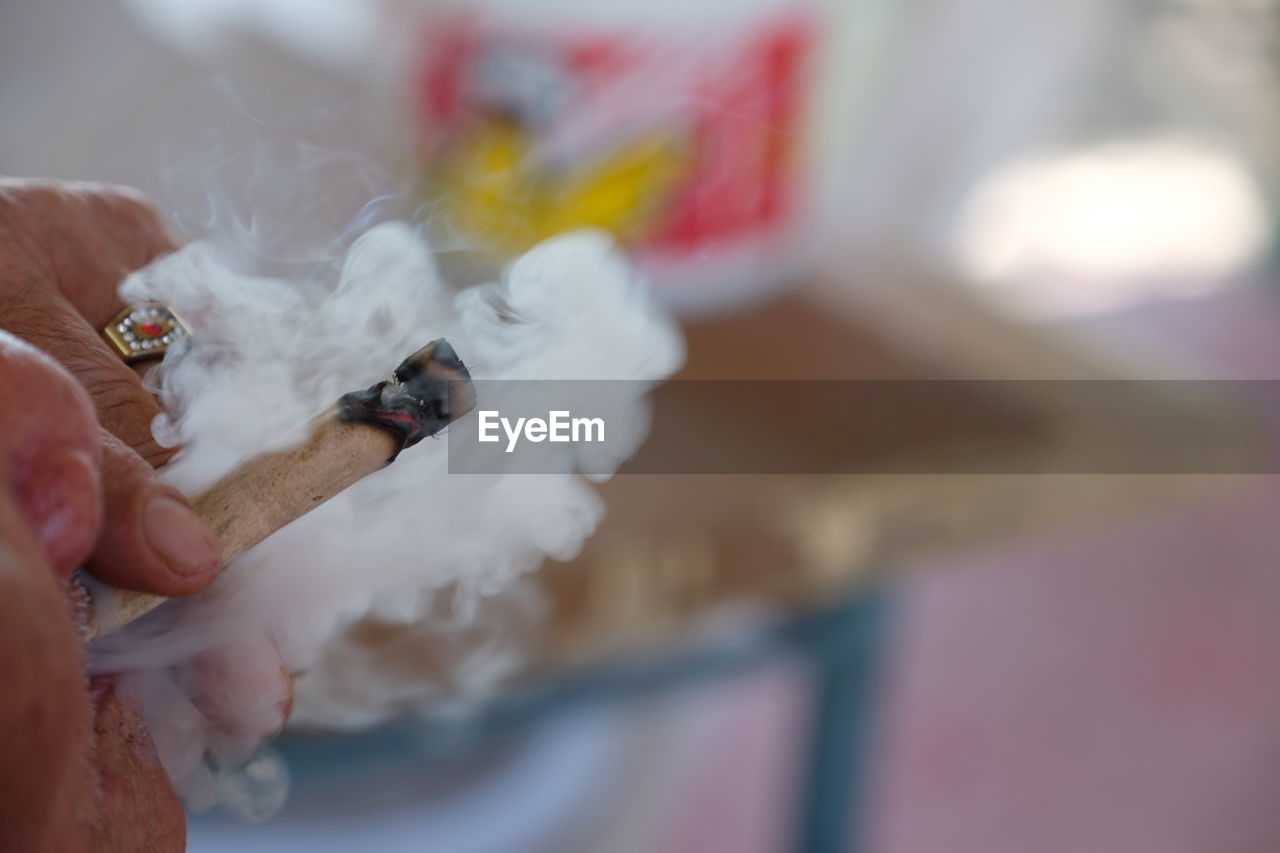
[98,427,172,489]
[79,183,177,257]
[0,288,59,332]
[74,357,158,418]
[91,375,161,433]
[0,179,61,211]
[97,431,144,480]
[82,182,163,228]
[91,371,152,416]
[37,324,112,372]
[136,438,176,468]
[88,377,174,467]
[0,178,157,225]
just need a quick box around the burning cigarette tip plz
[338,338,476,460]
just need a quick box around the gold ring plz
[102,303,189,364]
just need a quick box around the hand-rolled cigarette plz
[83,339,475,641]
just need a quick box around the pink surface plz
[658,665,810,853]
[867,285,1280,853]
[867,488,1280,853]
[592,286,1280,853]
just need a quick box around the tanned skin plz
[0,180,291,851]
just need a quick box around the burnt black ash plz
[337,339,475,461]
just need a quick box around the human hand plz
[0,332,187,851]
[0,179,292,850]
[0,177,233,593]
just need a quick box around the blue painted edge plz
[794,589,894,853]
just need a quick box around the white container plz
[403,0,900,314]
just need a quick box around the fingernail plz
[143,494,221,576]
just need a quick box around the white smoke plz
[88,223,683,816]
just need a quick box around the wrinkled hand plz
[0,180,291,851]
[0,178,222,592]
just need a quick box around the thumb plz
[85,430,222,598]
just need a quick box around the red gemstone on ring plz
[139,321,165,337]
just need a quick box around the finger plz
[5,180,181,328]
[180,639,294,743]
[58,184,181,329]
[86,428,221,598]
[0,283,175,467]
[0,331,102,578]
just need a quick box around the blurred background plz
[3,0,1280,851]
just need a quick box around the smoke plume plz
[88,223,683,817]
